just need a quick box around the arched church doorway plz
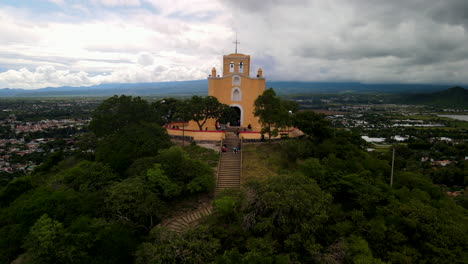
[230,106,241,126]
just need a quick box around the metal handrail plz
[215,138,223,193]
[240,137,243,186]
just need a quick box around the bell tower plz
[222,54,251,76]
[208,39,265,131]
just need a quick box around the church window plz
[232,75,241,86]
[229,62,234,73]
[231,87,241,101]
[239,62,244,73]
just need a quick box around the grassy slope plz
[183,144,219,168]
[241,143,283,183]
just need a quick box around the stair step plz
[179,216,190,225]
[193,212,200,220]
[218,181,240,183]
[187,214,194,223]
[167,221,187,229]
[202,207,211,216]
[218,180,240,182]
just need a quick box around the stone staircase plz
[217,132,241,193]
[161,204,213,233]
[161,132,242,232]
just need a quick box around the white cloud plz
[0,3,232,89]
[137,52,154,66]
[47,0,66,5]
[1,0,468,89]
[0,66,92,89]
[90,0,141,7]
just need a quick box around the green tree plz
[95,123,171,173]
[201,172,336,263]
[152,98,183,125]
[254,88,296,140]
[300,157,326,184]
[293,110,333,142]
[157,146,215,194]
[105,177,164,230]
[0,176,32,207]
[346,236,386,264]
[217,105,238,126]
[186,96,230,130]
[146,164,182,199]
[59,161,118,192]
[89,95,157,137]
[23,214,66,264]
[135,226,221,264]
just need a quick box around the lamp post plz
[160,99,166,125]
[390,147,395,187]
[288,110,293,137]
[182,108,185,147]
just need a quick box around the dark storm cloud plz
[222,0,468,84]
[223,0,309,12]
[427,0,468,27]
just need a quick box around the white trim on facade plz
[231,87,242,101]
[232,75,241,86]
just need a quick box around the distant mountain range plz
[402,86,468,109]
[0,80,461,97]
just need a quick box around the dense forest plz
[0,95,467,263]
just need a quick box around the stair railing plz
[216,138,223,192]
[240,137,243,185]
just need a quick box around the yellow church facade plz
[164,50,303,142]
[208,53,265,131]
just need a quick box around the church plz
[208,51,265,131]
[165,45,302,142]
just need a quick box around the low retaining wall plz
[239,128,303,141]
[165,122,303,143]
[165,122,225,142]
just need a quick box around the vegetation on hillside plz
[0,94,466,263]
[402,86,468,109]
[0,95,218,263]
[143,92,467,264]
[139,115,468,263]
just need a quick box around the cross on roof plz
[233,33,240,54]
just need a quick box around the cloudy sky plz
[1,0,468,89]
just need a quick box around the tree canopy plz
[1,94,467,263]
[89,95,157,137]
[186,96,229,130]
[254,88,298,139]
[293,110,333,142]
